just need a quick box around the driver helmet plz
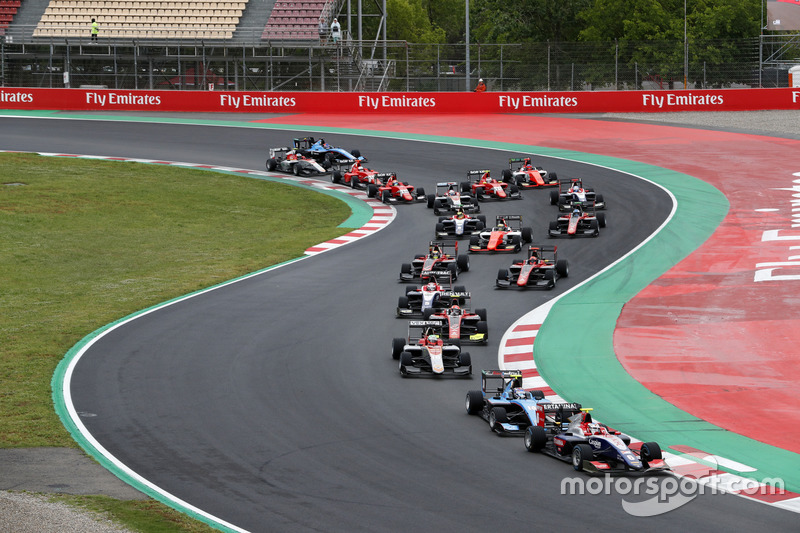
[513,388,528,400]
[572,208,581,216]
[455,209,466,219]
[425,282,438,291]
[450,304,462,314]
[572,184,580,192]
[587,423,603,435]
[427,334,440,344]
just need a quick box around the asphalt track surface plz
[2,116,797,532]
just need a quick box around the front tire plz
[640,442,662,468]
[489,407,508,432]
[391,337,406,360]
[572,443,594,471]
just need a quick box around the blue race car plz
[465,370,563,435]
[294,136,364,169]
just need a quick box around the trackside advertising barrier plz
[1,87,799,113]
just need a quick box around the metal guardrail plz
[2,27,798,91]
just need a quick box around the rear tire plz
[367,184,378,198]
[501,168,513,183]
[266,158,277,171]
[332,170,342,183]
[465,390,484,414]
[550,190,559,205]
[521,227,533,243]
[456,254,470,272]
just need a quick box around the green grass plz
[0,152,352,530]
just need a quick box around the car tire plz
[476,308,487,321]
[524,426,547,452]
[456,254,469,272]
[521,227,533,243]
[465,390,484,415]
[470,235,480,247]
[447,262,458,279]
[454,285,466,293]
[266,158,277,171]
[427,194,436,208]
[530,389,545,400]
[381,190,391,203]
[399,351,413,376]
[392,337,406,360]
[350,175,358,189]
[422,308,434,319]
[460,181,471,193]
[496,269,508,286]
[597,212,607,228]
[292,163,301,176]
[351,149,361,158]
[572,443,594,471]
[589,219,600,236]
[458,351,471,369]
[556,259,569,278]
[489,407,508,432]
[595,193,605,207]
[331,170,342,183]
[476,321,488,339]
[550,190,559,205]
[640,442,663,468]
[544,269,556,286]
[477,215,487,225]
[397,296,409,317]
[501,168,513,183]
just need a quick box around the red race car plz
[548,202,606,238]
[469,215,533,253]
[496,245,569,289]
[368,173,426,203]
[501,156,558,188]
[461,169,522,201]
[331,159,385,189]
[427,299,488,344]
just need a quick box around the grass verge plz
[0,152,351,530]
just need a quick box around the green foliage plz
[472,0,592,44]
[387,0,446,43]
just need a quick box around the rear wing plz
[375,172,396,180]
[425,270,455,288]
[467,169,491,180]
[435,181,460,192]
[269,146,291,158]
[534,402,584,427]
[293,136,316,149]
[558,178,583,193]
[429,240,459,256]
[494,214,524,229]
[408,319,445,341]
[481,369,523,394]
[527,244,557,261]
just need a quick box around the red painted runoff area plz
[255,112,800,453]
[0,87,799,113]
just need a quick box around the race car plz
[399,241,470,282]
[435,210,487,239]
[293,136,364,168]
[465,369,556,435]
[426,299,488,344]
[523,408,670,474]
[496,245,568,289]
[427,182,481,215]
[367,173,426,204]
[550,178,606,211]
[469,215,533,253]
[500,156,558,188]
[460,169,522,201]
[266,146,328,176]
[548,202,607,238]
[391,321,472,377]
[331,159,386,189]
[396,271,468,318]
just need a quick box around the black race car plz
[399,241,470,282]
[548,202,606,238]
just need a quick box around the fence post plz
[547,41,550,91]
[615,39,618,90]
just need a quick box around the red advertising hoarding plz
[1,87,798,114]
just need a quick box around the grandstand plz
[21,0,337,42]
[0,0,21,36]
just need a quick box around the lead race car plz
[427,182,481,215]
[550,178,606,211]
[461,169,522,201]
[435,209,487,239]
[548,202,606,238]
[496,245,568,289]
[396,271,468,318]
[400,241,470,282]
[501,156,558,188]
[391,321,472,377]
[524,408,670,474]
[469,215,533,253]
[465,370,559,435]
[293,136,364,168]
[266,146,328,176]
